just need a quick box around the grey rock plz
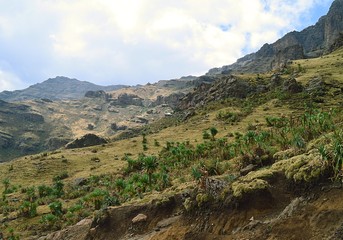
[277,197,306,220]
[283,78,303,93]
[305,76,327,95]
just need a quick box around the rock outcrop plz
[150,92,185,109]
[110,93,144,106]
[178,75,253,110]
[65,134,108,149]
[84,90,110,101]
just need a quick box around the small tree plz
[210,127,218,141]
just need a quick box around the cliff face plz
[207,0,343,74]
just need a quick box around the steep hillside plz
[0,100,60,162]
[0,46,342,239]
[207,0,343,75]
[0,76,127,102]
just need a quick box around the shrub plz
[191,166,202,182]
[52,180,64,198]
[216,111,241,123]
[49,201,63,216]
[84,189,109,210]
[154,139,160,147]
[38,185,54,198]
[53,171,69,182]
[40,213,59,228]
[2,179,12,194]
[202,130,211,140]
[19,201,37,218]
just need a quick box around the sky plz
[0,0,334,91]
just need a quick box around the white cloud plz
[0,69,26,91]
[0,0,333,89]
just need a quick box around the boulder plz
[65,134,108,149]
[132,213,147,224]
[38,218,92,240]
[269,74,283,88]
[305,77,327,95]
[283,78,303,93]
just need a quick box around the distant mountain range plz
[207,0,343,75]
[0,76,127,102]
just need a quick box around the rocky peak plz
[206,0,343,75]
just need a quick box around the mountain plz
[0,73,213,162]
[207,0,343,75]
[1,47,343,239]
[0,76,127,102]
[2,1,343,239]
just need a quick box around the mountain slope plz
[0,76,127,101]
[207,0,343,75]
[0,47,343,239]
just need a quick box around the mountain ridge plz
[0,76,127,102]
[207,0,343,75]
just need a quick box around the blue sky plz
[0,0,334,91]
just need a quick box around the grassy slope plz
[0,47,343,238]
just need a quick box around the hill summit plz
[0,76,127,102]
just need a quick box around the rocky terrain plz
[1,1,343,239]
[0,75,206,162]
[0,100,56,162]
